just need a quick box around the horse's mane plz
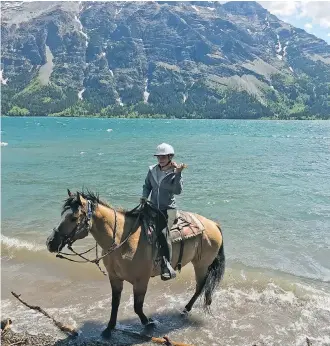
[61,190,130,216]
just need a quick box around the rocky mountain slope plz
[1,1,330,118]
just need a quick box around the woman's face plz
[156,155,170,167]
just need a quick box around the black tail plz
[201,225,225,310]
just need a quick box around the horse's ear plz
[67,189,72,197]
[76,191,82,205]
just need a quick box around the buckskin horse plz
[46,190,225,338]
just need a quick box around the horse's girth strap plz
[175,227,184,273]
[175,229,185,272]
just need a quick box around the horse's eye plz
[71,216,78,222]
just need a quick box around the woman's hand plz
[171,162,187,172]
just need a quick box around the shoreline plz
[1,114,329,120]
[0,325,314,346]
[1,329,155,346]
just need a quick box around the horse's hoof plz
[144,318,156,328]
[206,298,212,306]
[101,327,112,339]
[142,318,156,333]
[181,308,189,316]
[147,318,155,325]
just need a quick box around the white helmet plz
[154,143,175,156]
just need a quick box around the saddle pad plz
[170,211,205,243]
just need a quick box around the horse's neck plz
[90,204,118,247]
[90,204,129,249]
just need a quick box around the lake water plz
[1,117,330,345]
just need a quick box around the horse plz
[46,190,225,339]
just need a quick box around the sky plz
[258,1,330,44]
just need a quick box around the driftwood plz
[11,291,78,337]
[116,326,195,346]
[11,291,194,346]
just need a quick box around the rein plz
[56,201,143,275]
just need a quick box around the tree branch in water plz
[11,291,78,337]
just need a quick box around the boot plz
[161,256,176,281]
[159,226,176,280]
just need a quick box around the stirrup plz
[161,257,176,281]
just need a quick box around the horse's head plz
[46,189,93,253]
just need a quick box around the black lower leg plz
[185,291,201,312]
[101,286,122,339]
[184,274,207,312]
[108,289,122,329]
[102,279,123,338]
[134,292,149,325]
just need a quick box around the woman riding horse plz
[141,142,185,281]
[46,190,225,339]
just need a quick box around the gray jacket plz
[142,164,183,210]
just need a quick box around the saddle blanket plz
[143,210,205,244]
[170,211,205,242]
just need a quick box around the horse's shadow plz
[53,310,204,345]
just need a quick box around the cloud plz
[304,23,313,30]
[259,1,330,29]
[259,1,300,17]
[328,33,330,37]
[299,2,330,28]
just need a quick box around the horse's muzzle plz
[46,229,63,253]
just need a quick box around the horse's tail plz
[202,224,225,310]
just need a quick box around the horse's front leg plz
[133,279,154,326]
[101,276,123,339]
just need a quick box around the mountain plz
[1,1,330,119]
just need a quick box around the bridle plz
[55,200,143,275]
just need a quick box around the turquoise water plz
[1,117,330,345]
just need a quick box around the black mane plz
[61,190,111,215]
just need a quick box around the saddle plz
[121,204,204,270]
[141,206,205,271]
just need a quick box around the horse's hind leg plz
[101,276,123,339]
[184,263,209,313]
[133,279,153,326]
[185,235,225,314]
